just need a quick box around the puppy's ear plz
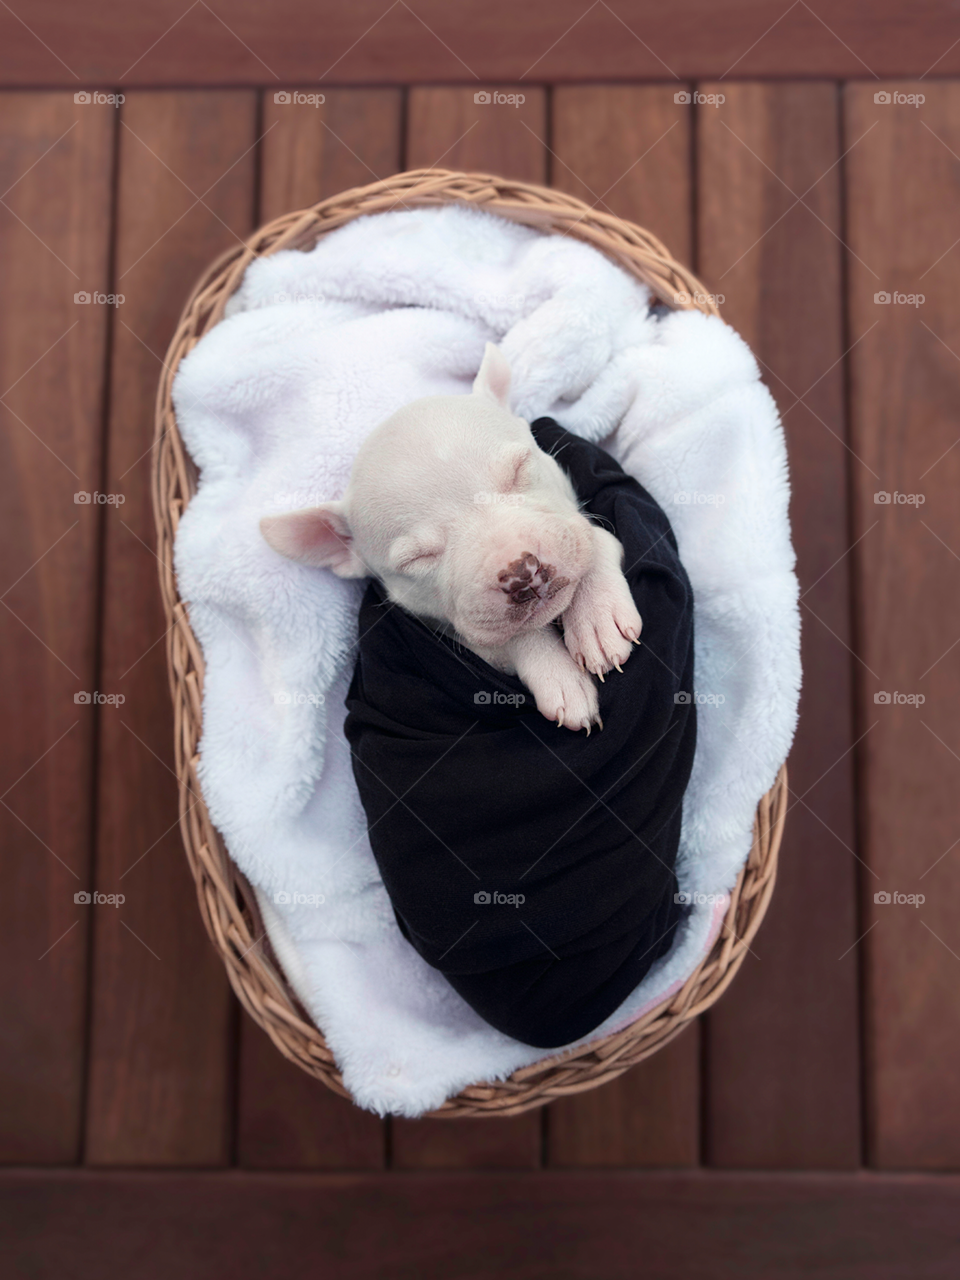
[260,502,367,578]
[472,342,512,408]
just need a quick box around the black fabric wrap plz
[343,418,697,1048]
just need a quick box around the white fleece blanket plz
[172,204,800,1117]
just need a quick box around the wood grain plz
[2,1168,960,1279]
[237,87,403,1170]
[0,2,957,84]
[697,81,860,1169]
[237,1017,384,1169]
[845,81,960,1169]
[260,88,403,222]
[546,84,698,1169]
[406,87,547,182]
[0,94,113,1162]
[552,84,692,260]
[84,91,257,1166]
[548,1029,699,1167]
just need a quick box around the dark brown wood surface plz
[0,64,955,1275]
[1,2,959,84]
[2,1169,960,1280]
[697,82,861,1169]
[84,91,257,1165]
[547,84,699,1169]
[260,88,403,223]
[406,87,547,181]
[846,81,960,1170]
[0,93,113,1163]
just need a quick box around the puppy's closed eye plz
[497,443,535,494]
[389,530,445,576]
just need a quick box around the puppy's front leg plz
[473,626,601,732]
[561,526,643,678]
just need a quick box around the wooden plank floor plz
[2,80,959,1275]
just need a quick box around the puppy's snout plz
[498,551,569,604]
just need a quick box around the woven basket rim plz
[151,168,786,1118]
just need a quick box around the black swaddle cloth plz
[344,419,697,1048]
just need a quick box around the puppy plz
[261,344,642,731]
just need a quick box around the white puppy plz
[261,344,642,731]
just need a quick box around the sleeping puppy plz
[260,343,642,731]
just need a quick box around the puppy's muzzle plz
[498,552,570,605]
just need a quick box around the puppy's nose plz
[498,552,567,604]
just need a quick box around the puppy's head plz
[261,344,595,648]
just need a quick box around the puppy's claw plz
[596,715,604,732]
[596,670,605,683]
[613,662,623,674]
[585,723,591,737]
[556,709,564,728]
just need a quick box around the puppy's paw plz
[562,582,642,679]
[528,659,601,733]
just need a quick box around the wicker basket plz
[151,169,787,1118]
